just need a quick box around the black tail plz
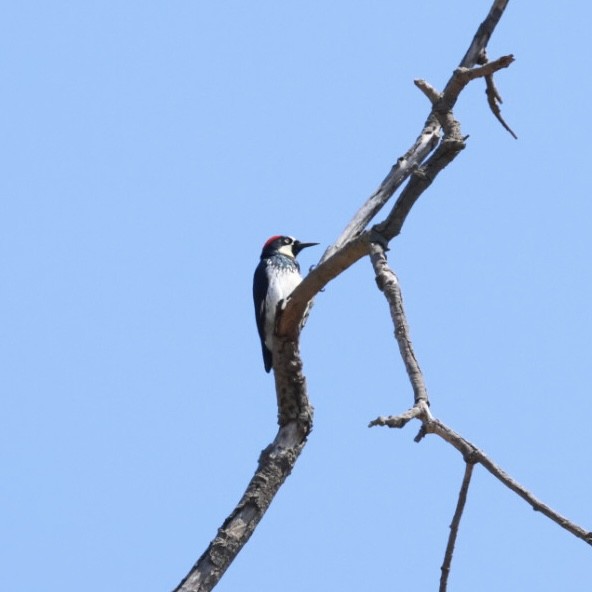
[262,343,272,373]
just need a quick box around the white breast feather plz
[263,267,302,350]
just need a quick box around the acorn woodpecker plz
[253,235,318,373]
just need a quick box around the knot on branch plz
[441,137,467,152]
[411,166,430,183]
[463,450,480,464]
[369,230,390,251]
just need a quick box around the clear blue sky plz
[2,2,591,591]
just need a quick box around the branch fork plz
[173,2,554,591]
[367,243,592,591]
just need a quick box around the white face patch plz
[276,236,296,257]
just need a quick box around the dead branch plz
[174,1,516,589]
[459,0,511,68]
[429,418,592,546]
[414,79,440,103]
[320,120,440,262]
[479,49,518,138]
[368,247,592,589]
[440,463,475,592]
[486,74,517,137]
[369,243,429,407]
[173,342,313,592]
[370,405,592,547]
[283,55,516,326]
[320,0,513,265]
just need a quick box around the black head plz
[260,235,319,259]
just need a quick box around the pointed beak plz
[293,241,319,255]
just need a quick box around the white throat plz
[276,243,295,257]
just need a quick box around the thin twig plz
[426,417,592,545]
[478,48,518,139]
[440,463,475,592]
[370,413,592,547]
[485,73,518,138]
[368,243,429,406]
[368,405,422,429]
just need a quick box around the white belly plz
[264,269,302,350]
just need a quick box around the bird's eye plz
[283,237,292,244]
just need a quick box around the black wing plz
[253,260,273,372]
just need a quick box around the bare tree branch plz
[414,79,440,103]
[322,0,514,264]
[369,243,429,407]
[281,54,515,338]
[367,254,592,553]
[476,48,518,138]
[441,55,514,105]
[320,120,440,262]
[425,417,592,546]
[440,463,475,592]
[459,0,511,68]
[369,407,592,547]
[173,342,313,592]
[485,73,517,138]
[174,2,517,589]
[367,245,592,588]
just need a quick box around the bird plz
[253,235,318,373]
